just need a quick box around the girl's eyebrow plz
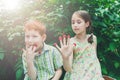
[71,20,74,22]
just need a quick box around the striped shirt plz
[22,43,63,80]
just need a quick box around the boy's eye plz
[33,35,38,38]
[25,35,29,38]
[77,21,81,24]
[72,21,75,24]
[72,22,75,24]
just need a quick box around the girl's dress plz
[64,35,104,80]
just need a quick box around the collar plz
[42,43,50,52]
[36,43,49,56]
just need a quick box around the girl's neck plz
[75,33,87,42]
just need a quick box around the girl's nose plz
[74,23,78,27]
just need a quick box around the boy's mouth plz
[27,44,37,49]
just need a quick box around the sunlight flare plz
[2,0,21,10]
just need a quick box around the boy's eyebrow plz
[77,20,81,21]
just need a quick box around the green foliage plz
[92,0,120,79]
[0,53,4,60]
[0,48,5,60]
[14,57,24,80]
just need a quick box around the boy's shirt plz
[22,43,63,80]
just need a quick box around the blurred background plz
[0,0,120,80]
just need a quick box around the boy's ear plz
[42,34,47,42]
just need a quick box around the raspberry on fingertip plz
[73,43,76,46]
[53,43,57,46]
[67,35,70,38]
[59,36,62,41]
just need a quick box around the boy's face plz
[25,29,46,52]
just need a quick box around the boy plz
[22,20,63,80]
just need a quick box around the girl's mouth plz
[74,29,79,30]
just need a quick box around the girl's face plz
[71,13,89,35]
[25,29,46,52]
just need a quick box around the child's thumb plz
[22,48,26,57]
[34,52,39,56]
[22,48,26,53]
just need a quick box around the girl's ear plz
[42,34,47,42]
[85,21,90,28]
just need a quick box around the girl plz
[54,10,104,80]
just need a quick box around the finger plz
[69,43,76,50]
[63,34,66,45]
[22,48,26,57]
[32,46,37,52]
[72,43,76,49]
[28,46,32,51]
[67,35,70,45]
[26,45,29,51]
[22,48,26,53]
[59,36,63,47]
[25,44,30,50]
[73,43,76,47]
[53,43,61,53]
[34,52,39,56]
[26,45,28,50]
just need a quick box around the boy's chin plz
[34,49,38,53]
[35,47,43,53]
[34,47,40,52]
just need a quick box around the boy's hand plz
[22,46,38,62]
[54,35,75,59]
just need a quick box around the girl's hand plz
[54,35,75,59]
[22,46,38,62]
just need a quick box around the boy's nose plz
[28,37,33,42]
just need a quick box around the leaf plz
[66,1,71,5]
[102,65,108,74]
[16,68,23,80]
[0,48,5,60]
[114,62,120,69]
[0,53,4,60]
[113,31,120,37]
[0,28,4,32]
[49,0,58,4]
[109,43,117,51]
